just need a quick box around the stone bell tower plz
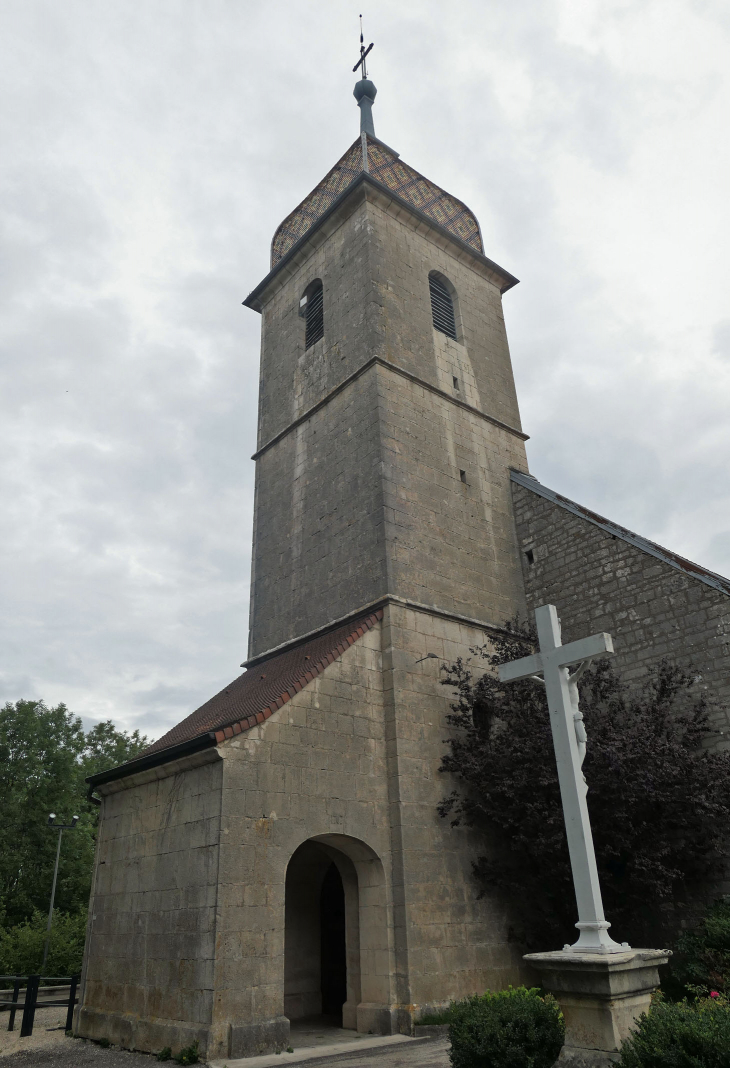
[244,78,529,661]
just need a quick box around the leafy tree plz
[81,719,148,782]
[0,908,88,976]
[0,699,148,928]
[438,623,730,950]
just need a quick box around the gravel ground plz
[0,1012,450,1068]
[0,1006,73,1060]
[0,1007,156,1067]
[0,1044,157,1067]
[0,1042,451,1068]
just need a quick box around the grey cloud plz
[713,320,730,358]
[1,0,728,740]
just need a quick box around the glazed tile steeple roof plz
[270,134,484,267]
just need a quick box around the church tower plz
[244,80,529,658]
[78,60,535,1063]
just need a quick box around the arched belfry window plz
[429,272,458,341]
[300,279,324,349]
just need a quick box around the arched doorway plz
[284,835,391,1035]
[320,863,347,1017]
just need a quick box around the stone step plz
[209,1033,436,1068]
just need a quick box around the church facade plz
[78,78,730,1061]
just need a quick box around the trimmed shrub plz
[448,986,564,1068]
[619,996,730,1068]
[419,1008,453,1025]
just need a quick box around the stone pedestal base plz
[524,948,670,1067]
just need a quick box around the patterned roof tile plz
[270,136,483,267]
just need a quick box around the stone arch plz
[284,834,393,1035]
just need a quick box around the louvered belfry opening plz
[305,281,324,349]
[429,273,457,341]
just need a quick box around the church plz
[78,63,730,1062]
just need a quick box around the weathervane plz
[353,14,374,76]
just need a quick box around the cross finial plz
[353,15,377,138]
[353,15,373,78]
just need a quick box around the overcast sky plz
[2,0,729,742]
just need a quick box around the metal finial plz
[353,15,376,137]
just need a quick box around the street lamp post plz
[42,813,79,974]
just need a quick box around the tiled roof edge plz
[212,609,383,744]
[245,599,387,667]
[86,609,385,789]
[510,469,730,597]
[269,137,363,267]
[243,172,518,313]
[86,731,218,789]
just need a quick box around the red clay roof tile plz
[142,609,383,758]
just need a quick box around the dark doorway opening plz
[320,863,347,1021]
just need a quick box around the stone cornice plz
[242,172,518,313]
[252,355,528,461]
[244,593,527,668]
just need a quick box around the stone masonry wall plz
[211,621,392,1057]
[380,602,530,1010]
[512,480,730,748]
[78,754,223,1054]
[376,365,528,626]
[249,371,387,656]
[255,194,378,448]
[367,193,523,434]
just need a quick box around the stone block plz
[525,948,670,1067]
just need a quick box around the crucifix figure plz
[499,604,628,953]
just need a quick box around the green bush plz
[418,1008,453,1025]
[157,1049,172,1062]
[0,908,86,975]
[619,996,730,1068]
[671,898,730,999]
[448,986,564,1068]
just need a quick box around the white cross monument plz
[499,603,628,954]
